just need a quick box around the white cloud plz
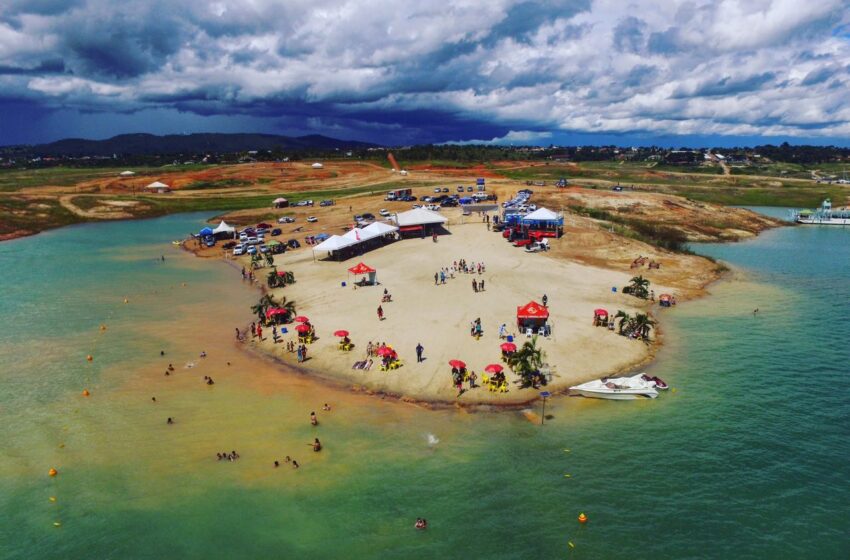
[1,0,849,140]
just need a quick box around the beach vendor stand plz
[593,308,609,326]
[348,262,377,287]
[516,301,550,337]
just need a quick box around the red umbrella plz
[500,342,517,352]
[294,316,310,323]
[485,364,503,373]
[295,324,311,333]
[334,330,349,337]
[448,359,466,369]
[376,346,394,357]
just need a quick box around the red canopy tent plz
[295,323,311,333]
[593,308,609,326]
[516,301,549,330]
[500,342,517,353]
[348,262,377,287]
[265,307,290,323]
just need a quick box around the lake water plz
[0,211,847,559]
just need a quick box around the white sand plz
[249,217,665,404]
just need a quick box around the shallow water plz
[0,213,848,559]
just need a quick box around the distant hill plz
[21,133,378,157]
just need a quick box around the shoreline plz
[187,219,729,409]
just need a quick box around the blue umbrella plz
[199,227,214,236]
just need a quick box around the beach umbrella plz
[448,359,466,369]
[295,324,311,333]
[500,342,517,352]
[376,346,394,357]
[334,330,349,337]
[485,364,504,374]
[294,316,310,323]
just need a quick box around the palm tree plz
[629,275,650,299]
[267,268,281,288]
[265,253,275,267]
[632,313,656,340]
[614,310,632,335]
[251,294,281,322]
[507,336,546,387]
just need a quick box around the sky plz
[0,0,849,147]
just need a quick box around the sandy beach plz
[242,215,680,405]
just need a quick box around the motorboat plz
[569,373,659,400]
[643,374,668,390]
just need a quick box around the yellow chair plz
[481,374,490,386]
[499,382,508,393]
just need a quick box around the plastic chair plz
[481,374,490,386]
[538,326,546,337]
[499,383,509,393]
[525,328,533,337]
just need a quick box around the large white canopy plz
[145,181,169,189]
[393,208,448,227]
[362,221,398,236]
[312,235,355,253]
[522,207,561,222]
[212,220,235,234]
[119,170,135,176]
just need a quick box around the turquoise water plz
[1,213,848,559]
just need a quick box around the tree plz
[507,335,546,387]
[251,294,281,322]
[629,275,650,299]
[614,310,632,335]
[632,313,656,340]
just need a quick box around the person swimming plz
[284,456,291,463]
[206,378,214,385]
[167,364,174,371]
[312,438,322,452]
[274,460,280,468]
[151,397,156,402]
[310,412,318,426]
[415,518,428,530]
[322,403,331,411]
[167,417,174,424]
[292,460,299,469]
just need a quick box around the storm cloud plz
[0,0,848,145]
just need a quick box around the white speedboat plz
[569,373,659,400]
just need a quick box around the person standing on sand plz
[472,279,478,293]
[310,411,318,426]
[434,272,438,285]
[416,343,424,363]
[480,279,485,291]
[377,305,384,320]
[257,325,263,340]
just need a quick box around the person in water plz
[415,518,428,530]
[310,412,318,426]
[292,460,299,469]
[322,403,331,411]
[274,460,280,468]
[312,438,322,452]
[167,417,174,424]
[167,364,174,371]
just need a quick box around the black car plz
[441,199,458,207]
[320,199,335,206]
[403,195,417,201]
[362,212,376,220]
[287,239,301,249]
[271,228,282,236]
[272,244,286,254]
[223,241,237,249]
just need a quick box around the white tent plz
[212,220,235,235]
[119,170,135,176]
[393,208,448,227]
[362,221,398,236]
[144,181,170,192]
[312,235,355,254]
[311,162,324,169]
[522,208,560,222]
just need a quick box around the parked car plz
[434,187,442,193]
[442,187,449,192]
[247,245,258,255]
[306,216,318,223]
[246,236,259,245]
[287,239,301,249]
[379,209,391,217]
[278,216,295,223]
[467,186,474,192]
[256,222,272,229]
[256,228,268,235]
[412,204,422,209]
[259,244,270,253]
[401,195,417,201]
[271,228,282,236]
[320,199,334,206]
[296,200,309,207]
[204,237,216,248]
[457,186,464,192]
[426,204,441,211]
[233,245,246,256]
[223,241,237,249]
[362,212,375,220]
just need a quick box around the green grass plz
[0,196,83,235]
[0,165,219,192]
[182,179,251,190]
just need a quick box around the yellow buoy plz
[123,298,129,304]
[578,513,588,524]
[100,324,107,331]
[53,522,61,527]
[82,389,90,397]
[568,541,575,548]
[49,496,57,502]
[564,474,571,478]
[48,468,58,477]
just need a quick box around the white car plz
[278,216,295,223]
[426,204,441,211]
[233,245,246,256]
[246,236,260,245]
[434,187,441,193]
[379,209,391,217]
[306,216,318,223]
